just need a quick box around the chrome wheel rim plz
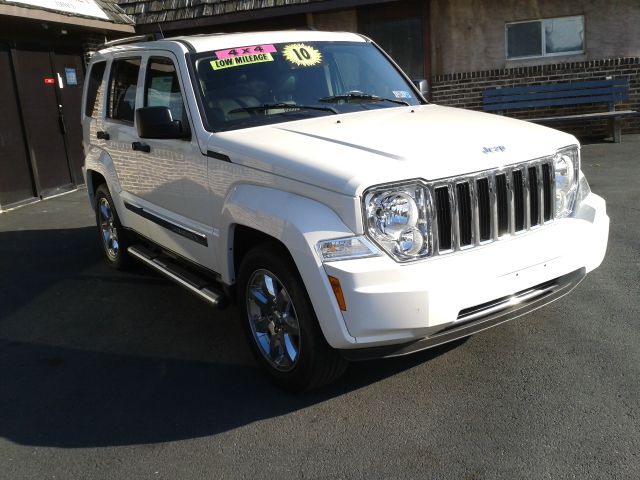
[246,269,301,372]
[98,197,119,261]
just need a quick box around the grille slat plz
[430,158,554,255]
[456,182,472,247]
[434,186,452,251]
[476,178,491,241]
[528,166,540,226]
[513,170,525,232]
[542,163,553,221]
[495,174,509,236]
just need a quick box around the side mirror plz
[412,79,429,98]
[135,106,187,139]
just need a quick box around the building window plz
[361,17,424,79]
[506,16,584,60]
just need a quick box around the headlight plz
[363,183,432,262]
[553,146,580,218]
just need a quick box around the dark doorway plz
[11,47,75,198]
[53,50,87,185]
[0,45,35,208]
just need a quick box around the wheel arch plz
[84,147,120,210]
[221,184,357,348]
[86,170,107,210]
[232,225,292,280]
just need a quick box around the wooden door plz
[0,45,35,207]
[12,48,74,197]
[53,50,86,185]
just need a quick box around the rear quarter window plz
[84,61,106,118]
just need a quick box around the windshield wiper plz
[228,103,338,114]
[319,92,410,106]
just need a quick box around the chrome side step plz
[128,245,226,308]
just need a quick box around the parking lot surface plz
[1,136,639,479]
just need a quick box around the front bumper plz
[340,267,585,360]
[321,192,609,351]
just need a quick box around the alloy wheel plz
[98,197,119,261]
[246,269,301,372]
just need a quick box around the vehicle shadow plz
[0,227,464,448]
[0,338,463,448]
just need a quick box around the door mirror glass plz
[135,106,186,139]
[412,78,429,97]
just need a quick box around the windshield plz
[192,41,423,132]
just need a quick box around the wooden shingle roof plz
[116,0,326,25]
[95,0,137,23]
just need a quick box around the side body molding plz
[221,184,358,348]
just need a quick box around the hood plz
[210,104,578,197]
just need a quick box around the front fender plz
[221,184,358,348]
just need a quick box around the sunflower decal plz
[282,43,322,67]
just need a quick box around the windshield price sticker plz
[393,90,412,99]
[282,43,322,67]
[210,53,274,70]
[215,44,277,60]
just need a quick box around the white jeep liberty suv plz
[82,31,609,391]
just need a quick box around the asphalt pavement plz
[0,136,639,479]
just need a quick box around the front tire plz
[237,244,347,391]
[95,184,130,270]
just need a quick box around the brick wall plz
[430,57,640,139]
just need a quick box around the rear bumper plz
[319,192,609,350]
[340,267,585,360]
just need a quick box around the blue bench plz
[483,79,637,142]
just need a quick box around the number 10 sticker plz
[282,43,322,67]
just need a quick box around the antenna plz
[98,34,156,50]
[157,23,165,39]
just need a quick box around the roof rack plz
[97,33,164,51]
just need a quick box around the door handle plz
[132,141,150,153]
[96,130,110,140]
[57,104,66,135]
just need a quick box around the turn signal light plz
[328,275,347,311]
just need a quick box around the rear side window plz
[85,61,106,118]
[107,58,141,123]
[145,57,186,123]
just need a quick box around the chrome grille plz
[430,157,555,255]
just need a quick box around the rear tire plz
[237,244,348,391]
[95,184,130,270]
